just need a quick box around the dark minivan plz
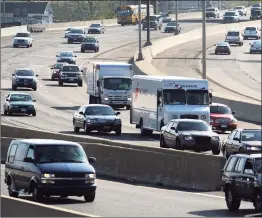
[4,139,97,202]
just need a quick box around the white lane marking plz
[1,194,101,217]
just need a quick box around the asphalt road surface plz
[1,165,259,217]
[1,22,229,153]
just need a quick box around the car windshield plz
[85,106,115,116]
[217,43,229,47]
[90,24,100,27]
[225,12,235,16]
[245,27,256,31]
[103,78,131,90]
[59,52,73,57]
[227,32,239,36]
[66,28,73,31]
[206,8,215,11]
[167,22,177,26]
[70,29,84,34]
[252,3,261,7]
[164,89,186,105]
[241,130,262,141]
[82,37,96,43]
[53,63,64,69]
[234,7,243,9]
[15,33,29,37]
[16,70,34,76]
[35,145,87,163]
[161,14,169,17]
[10,94,33,102]
[186,90,209,105]
[62,66,79,72]
[254,158,262,173]
[177,121,210,131]
[117,8,132,16]
[210,105,231,114]
[149,16,157,21]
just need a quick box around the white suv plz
[234,6,247,16]
[243,26,261,40]
[225,30,243,46]
[13,32,33,48]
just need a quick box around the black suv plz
[4,139,97,202]
[221,153,262,213]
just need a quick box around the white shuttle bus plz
[130,75,212,135]
[87,62,133,109]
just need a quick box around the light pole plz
[145,0,152,46]
[175,0,179,35]
[202,0,207,79]
[3,0,6,24]
[137,0,143,61]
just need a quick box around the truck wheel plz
[126,105,131,110]
[225,186,241,211]
[7,178,19,198]
[59,80,63,86]
[84,191,95,202]
[254,193,262,213]
[78,81,83,87]
[32,183,44,202]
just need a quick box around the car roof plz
[59,51,74,53]
[210,102,229,107]
[216,42,230,46]
[15,67,32,71]
[16,31,30,34]
[82,104,111,108]
[62,64,78,67]
[9,92,31,96]
[228,29,240,32]
[170,119,205,123]
[13,139,81,146]
[233,153,262,158]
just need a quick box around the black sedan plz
[160,119,221,155]
[73,104,122,135]
[221,129,262,159]
[214,42,231,55]
[3,92,36,116]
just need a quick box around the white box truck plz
[130,75,212,135]
[87,62,133,110]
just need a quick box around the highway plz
[1,22,228,151]
[0,165,258,217]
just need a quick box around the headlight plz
[87,119,98,124]
[212,136,220,141]
[231,118,237,124]
[42,173,55,178]
[172,115,178,119]
[61,74,66,77]
[128,97,131,101]
[114,119,121,124]
[246,146,260,151]
[77,74,82,78]
[28,105,34,108]
[15,78,19,81]
[184,135,193,140]
[85,173,96,179]
[201,115,206,120]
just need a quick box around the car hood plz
[210,113,234,119]
[57,57,75,59]
[179,131,215,137]
[61,71,80,74]
[242,141,262,147]
[82,42,97,45]
[37,162,95,174]
[14,37,30,40]
[10,101,34,106]
[85,115,118,121]
[89,27,101,30]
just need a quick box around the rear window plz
[224,12,236,16]
[206,8,215,11]
[245,27,256,31]
[62,66,80,72]
[16,33,29,37]
[227,31,240,36]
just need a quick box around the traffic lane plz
[151,32,261,103]
[0,23,218,147]
[206,37,261,101]
[0,165,256,217]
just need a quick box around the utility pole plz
[3,0,6,24]
[202,0,207,79]
[175,0,179,35]
[137,0,143,61]
[145,0,152,46]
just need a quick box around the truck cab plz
[87,62,133,110]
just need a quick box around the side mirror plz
[33,100,36,102]
[79,111,84,115]
[170,127,176,130]
[97,80,100,87]
[36,74,39,77]
[88,157,96,164]
[51,67,53,69]
[12,74,15,76]
[81,70,84,72]
[23,157,34,163]
[244,169,254,175]
[116,111,120,115]
[56,55,58,57]
[75,55,77,57]
[157,100,161,105]
[232,111,236,114]
[6,99,9,102]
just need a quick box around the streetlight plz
[175,0,179,35]
[144,0,152,46]
[137,0,143,61]
[202,0,207,79]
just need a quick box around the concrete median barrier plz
[1,195,96,217]
[1,137,226,191]
[1,25,28,37]
[133,20,261,124]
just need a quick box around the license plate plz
[221,124,227,128]
[24,83,28,85]
[21,108,26,112]
[69,78,74,81]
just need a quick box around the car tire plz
[32,112,36,116]
[115,128,122,135]
[59,80,63,86]
[81,49,85,53]
[7,177,19,198]
[215,51,218,55]
[160,135,167,148]
[30,43,33,47]
[176,139,184,150]
[78,81,83,87]
[8,109,12,116]
[84,191,95,202]
[223,147,229,159]
[254,193,262,213]
[4,109,7,115]
[12,85,17,90]
[27,45,30,48]
[225,186,241,211]
[126,105,131,110]
[228,51,231,55]
[212,146,220,155]
[32,183,44,202]
[33,86,37,91]
[84,122,90,134]
[250,51,253,54]
[74,125,80,133]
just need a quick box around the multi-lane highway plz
[0,165,258,217]
[1,22,226,151]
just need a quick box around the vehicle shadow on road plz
[1,88,13,91]
[42,78,53,81]
[188,209,258,217]
[52,106,80,111]
[1,113,33,117]
[45,84,78,87]
[19,196,85,205]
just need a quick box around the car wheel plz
[32,183,44,202]
[176,139,184,150]
[51,76,55,81]
[8,109,12,116]
[254,193,262,213]
[59,80,63,86]
[4,109,7,115]
[250,51,253,54]
[12,85,17,90]
[84,191,95,202]
[32,112,36,116]
[223,147,229,159]
[7,177,19,198]
[215,51,218,55]
[228,51,231,55]
[225,186,241,211]
[84,122,90,134]
[115,128,121,135]
[74,125,80,133]
[78,81,83,87]
[160,135,167,148]
[30,43,33,47]
[33,86,37,91]
[27,45,30,48]
[81,49,85,53]
[212,146,220,155]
